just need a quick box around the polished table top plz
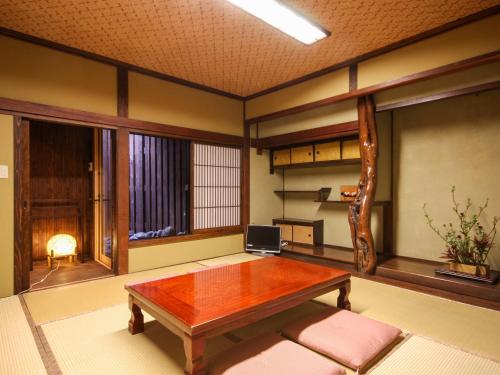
[127,257,350,331]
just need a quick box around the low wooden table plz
[125,256,351,375]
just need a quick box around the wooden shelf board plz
[274,190,318,194]
[314,200,392,206]
[274,158,361,170]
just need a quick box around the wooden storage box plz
[272,149,291,166]
[314,141,341,162]
[342,139,360,160]
[291,145,314,164]
[273,218,323,246]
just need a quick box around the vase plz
[449,262,490,277]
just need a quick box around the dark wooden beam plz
[0,27,244,101]
[376,80,500,112]
[349,64,358,92]
[242,102,250,238]
[116,128,129,275]
[0,96,244,146]
[117,68,129,117]
[254,121,359,149]
[13,117,31,293]
[245,50,500,125]
[349,96,378,274]
[245,6,500,100]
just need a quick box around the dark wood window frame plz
[128,138,244,248]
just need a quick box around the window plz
[129,134,190,240]
[193,143,241,230]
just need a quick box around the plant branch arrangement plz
[423,186,499,266]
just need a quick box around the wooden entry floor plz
[30,260,113,291]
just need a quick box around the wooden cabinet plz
[293,225,314,245]
[272,218,323,246]
[342,139,360,159]
[315,141,340,162]
[277,224,293,242]
[273,149,291,166]
[291,145,314,164]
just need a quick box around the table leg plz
[337,279,351,310]
[183,334,206,375]
[128,295,144,334]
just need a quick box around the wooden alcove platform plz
[281,246,500,310]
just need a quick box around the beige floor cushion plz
[210,332,345,375]
[282,307,402,372]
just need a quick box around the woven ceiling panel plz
[0,0,498,96]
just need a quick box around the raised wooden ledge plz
[0,96,244,146]
[245,50,500,125]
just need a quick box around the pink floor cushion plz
[282,307,402,372]
[209,332,345,375]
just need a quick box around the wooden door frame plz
[14,116,31,293]
[14,117,126,293]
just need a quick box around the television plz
[245,225,281,254]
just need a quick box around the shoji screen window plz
[193,143,241,230]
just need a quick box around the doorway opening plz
[21,120,116,291]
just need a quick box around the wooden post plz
[349,95,378,274]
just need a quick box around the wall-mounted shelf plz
[314,200,392,207]
[274,187,332,202]
[273,158,361,171]
[270,137,361,174]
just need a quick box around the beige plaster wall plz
[393,89,500,269]
[249,148,282,225]
[0,36,116,115]
[358,14,500,89]
[128,234,243,273]
[246,68,349,119]
[128,72,243,136]
[375,61,500,107]
[0,114,14,297]
[256,99,358,138]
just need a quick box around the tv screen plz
[246,225,281,254]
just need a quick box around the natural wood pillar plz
[349,95,378,274]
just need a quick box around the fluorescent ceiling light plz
[226,0,329,45]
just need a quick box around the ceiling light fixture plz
[226,0,330,45]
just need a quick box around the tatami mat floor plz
[1,252,500,374]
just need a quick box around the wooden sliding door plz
[93,129,115,268]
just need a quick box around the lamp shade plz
[47,234,77,257]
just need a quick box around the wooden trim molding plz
[245,6,500,100]
[0,96,244,146]
[242,102,250,234]
[128,227,243,249]
[254,121,359,149]
[376,80,500,112]
[245,50,500,124]
[0,27,243,101]
[117,68,129,117]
